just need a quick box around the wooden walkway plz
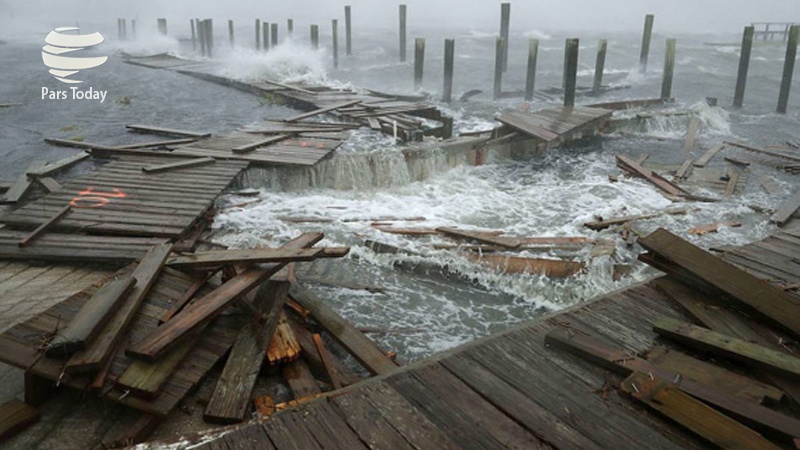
[179,223,800,450]
[0,155,247,238]
[497,106,612,143]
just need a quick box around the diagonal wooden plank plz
[27,152,90,177]
[165,247,324,269]
[141,157,215,173]
[771,190,800,227]
[2,161,46,204]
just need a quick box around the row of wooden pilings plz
[115,5,798,113]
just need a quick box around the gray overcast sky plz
[2,1,798,34]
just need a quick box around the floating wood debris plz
[687,222,741,235]
[27,152,90,177]
[615,154,690,197]
[126,124,212,138]
[770,190,800,226]
[681,117,700,153]
[141,156,215,173]
[725,140,800,163]
[464,253,585,277]
[584,207,686,230]
[693,143,725,167]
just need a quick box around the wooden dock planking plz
[497,106,611,143]
[0,156,247,237]
[173,132,344,166]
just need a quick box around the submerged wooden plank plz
[694,144,725,167]
[285,100,362,122]
[437,227,520,249]
[638,228,800,336]
[616,155,688,197]
[771,191,800,227]
[166,247,324,269]
[141,157,215,173]
[682,117,700,153]
[464,253,584,277]
[621,372,782,450]
[46,275,136,357]
[0,399,40,442]
[584,207,686,230]
[126,124,211,138]
[653,317,800,381]
[289,284,398,375]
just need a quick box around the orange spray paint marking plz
[69,187,127,208]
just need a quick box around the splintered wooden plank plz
[66,243,173,374]
[616,155,689,197]
[546,327,800,443]
[312,333,342,390]
[496,111,560,141]
[126,266,280,362]
[681,117,700,153]
[231,134,291,154]
[204,280,291,424]
[126,124,211,138]
[0,399,40,442]
[285,100,362,122]
[725,141,800,164]
[266,314,301,366]
[288,315,360,386]
[584,207,686,230]
[464,253,584,277]
[694,144,725,167]
[18,205,72,247]
[653,317,800,381]
[290,284,398,375]
[638,228,800,336]
[2,161,46,204]
[771,191,800,227]
[621,372,782,450]
[437,227,521,249]
[27,152,90,177]
[46,275,136,357]
[141,157,215,173]
[165,247,324,269]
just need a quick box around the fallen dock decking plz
[498,106,613,143]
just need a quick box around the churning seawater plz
[1,20,799,361]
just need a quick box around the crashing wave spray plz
[41,27,107,83]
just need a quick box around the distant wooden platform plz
[181,226,800,450]
[497,106,612,143]
[0,156,247,237]
[0,230,165,264]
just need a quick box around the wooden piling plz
[399,4,407,62]
[131,19,136,39]
[414,37,425,90]
[255,19,261,50]
[661,38,676,100]
[197,19,206,57]
[121,19,127,40]
[639,14,654,74]
[499,3,510,72]
[443,39,455,103]
[263,22,269,51]
[777,25,799,114]
[287,19,293,38]
[271,23,278,47]
[493,37,504,100]
[157,18,167,36]
[564,38,579,107]
[733,26,754,108]
[310,24,319,49]
[117,19,123,41]
[524,39,539,101]
[228,20,234,48]
[593,39,607,95]
[332,20,339,69]
[205,19,213,59]
[345,5,352,56]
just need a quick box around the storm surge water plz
[2,20,799,361]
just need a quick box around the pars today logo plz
[41,27,109,103]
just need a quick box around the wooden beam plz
[27,152,89,177]
[165,247,324,269]
[312,333,343,389]
[159,271,215,324]
[43,138,119,151]
[204,279,291,424]
[259,78,316,95]
[770,190,800,226]
[464,253,584,278]
[282,358,321,399]
[653,317,800,381]
[1,161,46,204]
[694,144,725,167]
[66,243,173,374]
[287,314,360,386]
[584,207,686,230]
[46,275,136,357]
[620,372,783,450]
[116,138,198,149]
[638,228,800,336]
[681,117,700,153]
[36,177,61,193]
[126,124,211,138]
[141,157,215,173]
[18,205,71,247]
[0,399,40,443]
[437,227,520,249]
[289,283,398,375]
[615,155,689,197]
[231,134,291,154]
[724,140,800,163]
[285,100,362,122]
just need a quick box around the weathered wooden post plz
[493,37,504,100]
[263,22,269,50]
[524,39,539,101]
[131,20,136,39]
[121,19,127,40]
[414,37,425,90]
[271,23,278,47]
[228,20,234,48]
[157,18,167,36]
[117,19,123,40]
[255,19,261,50]
[777,25,800,114]
[399,4,407,62]
[733,26,754,108]
[564,38,579,107]
[196,19,204,55]
[205,19,214,58]
[639,14,654,73]
[661,39,676,100]
[345,5,352,56]
[499,3,510,72]
[443,39,455,102]
[332,20,339,69]
[287,19,294,38]
[593,39,607,95]
[311,25,319,49]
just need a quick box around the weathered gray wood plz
[166,247,323,268]
[770,190,800,226]
[398,4,407,62]
[564,38,579,107]
[0,399,40,442]
[639,14,655,73]
[46,275,136,357]
[499,3,510,72]
[116,138,198,149]
[289,284,398,375]
[345,5,352,56]
[493,37,503,100]
[18,205,71,247]
[442,39,455,103]
[255,19,261,50]
[682,116,699,153]
[437,227,520,248]
[653,317,800,381]
[66,243,173,374]
[282,358,321,400]
[288,315,360,386]
[141,157,215,173]
[270,23,278,48]
[285,100,361,123]
[638,228,800,336]
[2,161,46,204]
[310,24,319,49]
[204,280,291,423]
[231,134,291,153]
[593,39,607,95]
[584,207,686,230]
[734,26,754,108]
[312,333,342,389]
[27,152,89,177]
[661,38,676,100]
[126,124,211,138]
[414,38,425,91]
[694,144,725,167]
[725,141,800,163]
[228,19,234,48]
[332,20,339,69]
[777,25,799,114]
[524,39,539,101]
